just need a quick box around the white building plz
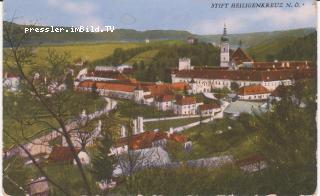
[178,58,193,70]
[173,96,201,115]
[154,94,176,111]
[3,73,20,92]
[238,85,270,100]
[199,103,221,116]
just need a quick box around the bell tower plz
[220,23,230,67]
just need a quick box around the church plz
[171,24,315,94]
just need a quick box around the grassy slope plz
[3,93,106,149]
[124,49,159,65]
[35,42,143,64]
[144,117,200,131]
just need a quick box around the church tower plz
[220,24,230,67]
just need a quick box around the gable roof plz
[155,94,175,102]
[117,131,187,150]
[231,47,253,65]
[175,96,196,105]
[49,147,80,163]
[238,85,269,95]
[199,103,220,111]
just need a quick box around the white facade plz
[220,42,230,67]
[133,117,144,134]
[172,75,292,94]
[155,100,174,111]
[173,102,202,115]
[238,93,270,101]
[178,58,192,70]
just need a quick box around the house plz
[154,94,175,111]
[112,129,188,155]
[173,96,200,115]
[236,154,267,173]
[199,103,221,116]
[48,146,81,164]
[3,72,20,92]
[238,85,270,100]
[26,177,49,196]
[73,151,90,165]
[113,147,171,177]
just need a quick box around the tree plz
[65,72,74,91]
[230,82,240,92]
[91,119,115,193]
[3,21,104,195]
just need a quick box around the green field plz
[35,42,143,64]
[144,117,201,131]
[116,99,176,120]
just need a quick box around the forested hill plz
[276,31,317,61]
[3,21,315,49]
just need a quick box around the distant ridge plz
[3,21,315,48]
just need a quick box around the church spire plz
[221,23,229,42]
[223,23,227,36]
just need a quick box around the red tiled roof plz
[231,48,253,65]
[156,94,175,102]
[174,67,315,81]
[199,103,220,111]
[48,147,80,163]
[238,85,269,96]
[176,96,196,105]
[92,70,129,80]
[118,131,187,150]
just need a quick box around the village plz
[3,25,316,195]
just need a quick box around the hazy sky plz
[4,0,317,35]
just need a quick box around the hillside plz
[4,21,315,49]
[3,22,193,46]
[198,28,315,49]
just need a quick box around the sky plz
[4,0,317,35]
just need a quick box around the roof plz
[49,147,80,163]
[174,66,315,81]
[270,85,288,97]
[236,154,267,167]
[224,101,266,115]
[144,95,154,99]
[89,70,129,80]
[113,147,171,177]
[175,96,196,105]
[117,131,187,150]
[238,85,269,95]
[156,94,175,102]
[231,48,253,65]
[199,103,220,111]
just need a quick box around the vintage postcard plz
[2,0,318,195]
